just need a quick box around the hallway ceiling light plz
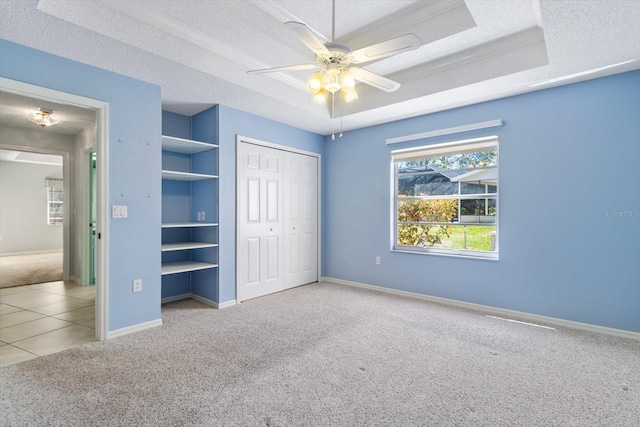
[27,109,60,127]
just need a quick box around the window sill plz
[392,247,499,261]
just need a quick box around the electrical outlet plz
[375,256,381,265]
[133,279,142,292]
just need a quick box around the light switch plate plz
[112,205,128,218]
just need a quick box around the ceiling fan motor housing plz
[322,43,351,65]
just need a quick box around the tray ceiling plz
[0,0,638,135]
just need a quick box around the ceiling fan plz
[247,0,421,106]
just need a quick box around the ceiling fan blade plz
[348,34,421,64]
[284,21,331,57]
[247,64,319,75]
[349,67,401,92]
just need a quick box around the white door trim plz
[239,135,321,159]
[235,135,322,301]
[1,77,110,341]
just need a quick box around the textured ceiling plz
[0,0,638,136]
[0,90,96,135]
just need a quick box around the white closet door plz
[237,143,284,302]
[284,151,318,289]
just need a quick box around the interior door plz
[284,151,318,289]
[237,142,284,302]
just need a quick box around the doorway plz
[0,151,65,288]
[236,137,320,302]
[0,146,97,366]
[0,77,109,344]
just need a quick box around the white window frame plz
[391,136,499,260]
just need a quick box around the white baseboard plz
[161,293,237,309]
[107,318,163,340]
[217,299,237,309]
[0,249,63,256]
[190,293,219,308]
[70,276,94,286]
[321,277,640,341]
[161,293,191,304]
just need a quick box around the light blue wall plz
[1,39,162,332]
[5,39,635,334]
[162,110,191,139]
[323,70,640,333]
[217,105,324,303]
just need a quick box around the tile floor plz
[0,281,95,367]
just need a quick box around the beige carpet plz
[0,251,63,288]
[1,282,639,426]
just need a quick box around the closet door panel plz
[246,237,260,286]
[284,151,318,290]
[237,143,284,302]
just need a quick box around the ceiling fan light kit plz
[306,64,358,105]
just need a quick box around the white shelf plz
[161,135,218,154]
[162,170,218,181]
[161,261,219,275]
[162,242,218,252]
[162,222,218,228]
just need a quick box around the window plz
[392,136,498,259]
[46,178,64,226]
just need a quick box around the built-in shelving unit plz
[161,132,219,303]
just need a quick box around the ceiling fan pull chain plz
[338,93,344,139]
[331,92,335,140]
[340,93,344,139]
